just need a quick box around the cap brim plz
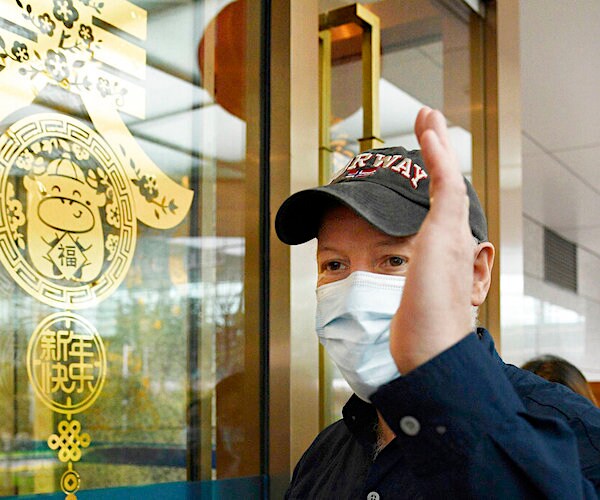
[275,181,429,245]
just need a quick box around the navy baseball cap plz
[275,146,487,245]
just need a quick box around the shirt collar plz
[342,393,379,448]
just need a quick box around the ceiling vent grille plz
[544,228,577,292]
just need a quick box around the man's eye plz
[388,256,405,267]
[325,261,343,271]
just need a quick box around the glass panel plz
[0,0,261,496]
[319,0,483,424]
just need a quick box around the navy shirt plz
[285,329,600,499]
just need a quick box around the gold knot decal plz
[27,310,106,498]
[48,419,91,462]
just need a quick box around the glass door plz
[0,0,265,497]
[318,0,486,425]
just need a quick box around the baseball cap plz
[275,146,487,245]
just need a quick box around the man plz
[275,108,600,498]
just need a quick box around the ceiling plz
[520,0,600,256]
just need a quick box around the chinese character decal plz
[0,0,194,496]
[27,311,106,414]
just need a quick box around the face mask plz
[316,271,404,402]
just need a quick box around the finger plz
[418,120,468,218]
[418,128,446,175]
[417,111,462,184]
[416,108,451,152]
[414,106,432,139]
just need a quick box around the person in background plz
[522,354,598,406]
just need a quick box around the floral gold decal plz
[0,0,193,229]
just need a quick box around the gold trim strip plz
[357,5,382,151]
[196,0,217,480]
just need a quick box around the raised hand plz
[390,107,475,373]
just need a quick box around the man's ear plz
[472,242,495,306]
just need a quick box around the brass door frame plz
[269,0,320,497]
[479,0,521,351]
[318,28,332,185]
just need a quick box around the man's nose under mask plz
[316,271,404,402]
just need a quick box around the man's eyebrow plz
[318,237,414,253]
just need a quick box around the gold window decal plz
[0,0,194,496]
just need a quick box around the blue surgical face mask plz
[316,271,404,402]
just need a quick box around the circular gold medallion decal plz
[0,113,136,308]
[27,312,107,414]
[61,468,81,494]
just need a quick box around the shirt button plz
[399,415,420,436]
[367,492,380,500]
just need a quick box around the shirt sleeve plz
[370,332,600,499]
